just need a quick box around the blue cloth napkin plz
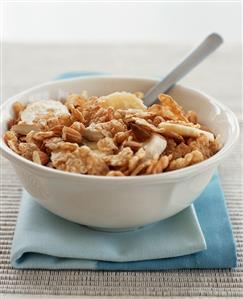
[11,188,206,269]
[11,175,236,269]
[10,71,237,270]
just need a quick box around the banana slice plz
[143,134,167,159]
[97,92,146,110]
[158,122,214,141]
[21,100,69,124]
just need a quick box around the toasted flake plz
[32,150,49,165]
[65,93,86,109]
[168,150,204,171]
[19,142,39,160]
[128,148,146,172]
[116,109,154,120]
[113,131,131,144]
[123,140,142,151]
[79,146,109,175]
[97,137,118,154]
[186,110,198,124]
[130,160,151,176]
[83,123,105,141]
[4,131,20,154]
[96,119,127,136]
[32,131,56,141]
[45,139,78,152]
[70,107,85,123]
[153,155,171,173]
[49,125,64,136]
[158,93,188,121]
[105,147,133,167]
[70,121,86,134]
[13,101,26,118]
[11,123,40,135]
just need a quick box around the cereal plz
[32,150,49,165]
[128,148,146,173]
[83,123,105,141]
[146,155,172,174]
[97,137,118,154]
[4,131,20,154]
[12,101,26,119]
[168,150,204,171]
[62,126,82,144]
[130,159,152,176]
[11,123,40,135]
[186,110,198,124]
[122,140,142,152]
[65,93,86,109]
[105,147,133,167]
[113,131,131,144]
[158,93,188,121]
[105,149,127,167]
[70,107,85,123]
[32,131,56,141]
[19,142,39,160]
[106,171,125,176]
[3,91,221,176]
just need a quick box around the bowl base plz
[85,222,156,233]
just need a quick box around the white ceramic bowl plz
[0,76,239,230]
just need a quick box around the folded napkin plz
[11,174,236,270]
[10,72,237,270]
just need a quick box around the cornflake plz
[3,91,221,176]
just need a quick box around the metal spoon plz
[143,33,223,106]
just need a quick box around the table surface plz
[0,42,242,298]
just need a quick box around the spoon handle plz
[144,33,223,106]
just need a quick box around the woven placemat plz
[0,124,242,297]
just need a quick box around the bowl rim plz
[0,75,240,182]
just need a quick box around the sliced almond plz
[62,126,82,144]
[130,123,151,142]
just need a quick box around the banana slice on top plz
[21,100,69,124]
[97,92,146,110]
[143,134,167,160]
[159,122,214,141]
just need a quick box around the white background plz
[1,1,241,43]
